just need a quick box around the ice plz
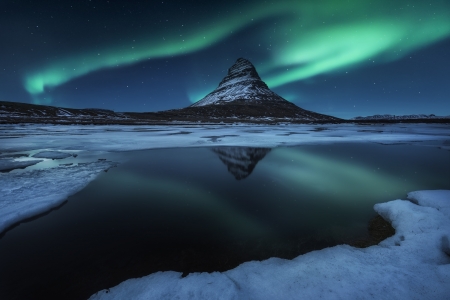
[0,161,116,233]
[32,151,73,159]
[0,158,43,172]
[89,190,450,300]
[0,123,448,153]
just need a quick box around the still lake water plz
[1,143,449,299]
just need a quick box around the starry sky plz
[1,0,449,119]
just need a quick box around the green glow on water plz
[107,170,274,238]
[264,147,416,203]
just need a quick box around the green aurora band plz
[23,0,450,103]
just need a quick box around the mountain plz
[191,58,287,107]
[185,58,339,121]
[212,147,271,180]
[353,114,450,120]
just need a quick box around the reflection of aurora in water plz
[263,147,416,205]
[22,0,450,104]
[1,143,449,299]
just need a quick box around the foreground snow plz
[89,190,450,300]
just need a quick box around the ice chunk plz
[90,190,450,300]
[0,158,43,172]
[32,151,73,159]
[0,161,116,234]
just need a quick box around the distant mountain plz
[0,101,129,123]
[352,114,450,121]
[212,147,271,180]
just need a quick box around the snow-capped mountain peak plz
[191,58,285,107]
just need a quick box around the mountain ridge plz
[353,114,450,120]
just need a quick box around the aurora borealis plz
[1,0,449,118]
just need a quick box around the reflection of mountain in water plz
[212,147,271,180]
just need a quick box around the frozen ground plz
[88,190,450,300]
[0,123,449,298]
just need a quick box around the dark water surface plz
[1,143,449,299]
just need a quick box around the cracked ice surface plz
[0,123,449,152]
[89,190,450,300]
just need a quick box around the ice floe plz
[89,190,450,300]
[0,158,43,172]
[0,161,116,234]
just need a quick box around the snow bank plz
[0,161,116,233]
[89,190,450,300]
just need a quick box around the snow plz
[0,160,116,233]
[88,190,450,299]
[192,79,280,106]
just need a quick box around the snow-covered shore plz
[89,190,450,300]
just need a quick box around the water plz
[1,143,449,299]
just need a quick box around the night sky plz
[1,0,449,119]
